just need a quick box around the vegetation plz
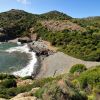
[77,66,100,89]
[34,81,87,100]
[0,9,71,40]
[0,79,17,88]
[0,76,61,99]
[0,73,16,80]
[0,65,99,99]
[70,64,87,74]
[0,9,100,99]
[35,26,100,61]
[40,10,72,20]
[0,9,100,61]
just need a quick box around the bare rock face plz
[41,20,85,32]
[10,92,37,100]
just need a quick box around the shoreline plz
[0,39,56,78]
[27,42,56,78]
[5,44,37,77]
[1,40,100,79]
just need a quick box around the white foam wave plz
[17,41,21,45]
[6,44,37,77]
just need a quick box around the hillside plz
[0,9,39,40]
[0,9,100,100]
[0,9,100,61]
[0,65,99,100]
[40,10,72,20]
[72,17,100,30]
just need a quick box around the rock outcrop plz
[28,40,55,57]
[11,93,37,100]
[10,87,40,100]
[18,34,37,43]
[18,37,32,43]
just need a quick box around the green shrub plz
[0,87,17,99]
[34,88,45,98]
[88,94,96,100]
[5,88,16,98]
[0,83,33,99]
[0,79,17,88]
[32,77,55,87]
[70,64,87,74]
[0,74,16,80]
[78,66,100,89]
[72,79,80,88]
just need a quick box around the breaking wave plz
[6,44,37,77]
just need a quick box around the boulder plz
[11,96,37,100]
[10,92,37,100]
[31,87,40,94]
[0,28,4,32]
[18,37,32,43]
[30,34,37,41]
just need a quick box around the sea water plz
[0,43,37,77]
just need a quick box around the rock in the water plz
[18,37,32,43]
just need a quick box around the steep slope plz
[0,9,73,41]
[0,9,38,41]
[0,65,99,100]
[0,9,38,28]
[0,9,100,61]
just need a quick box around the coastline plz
[5,44,37,77]
[1,38,56,78]
[1,38,100,79]
[27,41,56,78]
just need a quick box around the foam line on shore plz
[6,44,37,77]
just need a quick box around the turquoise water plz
[0,43,30,73]
[0,43,18,50]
